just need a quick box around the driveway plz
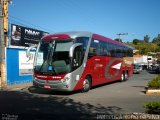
[0,70,159,120]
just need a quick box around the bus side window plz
[88,39,100,58]
[99,41,110,56]
[75,37,89,51]
[109,44,116,57]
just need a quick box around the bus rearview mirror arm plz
[69,43,82,58]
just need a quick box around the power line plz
[9,17,32,28]
[116,33,128,42]
[9,15,53,32]
[8,15,54,33]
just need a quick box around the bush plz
[147,75,160,89]
[144,101,160,114]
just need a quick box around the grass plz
[144,101,160,114]
[147,75,160,89]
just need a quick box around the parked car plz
[133,64,142,74]
[152,64,160,73]
[137,64,143,71]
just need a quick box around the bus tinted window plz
[88,38,133,58]
[75,37,89,50]
[99,41,111,56]
[89,39,100,56]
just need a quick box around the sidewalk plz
[6,83,33,91]
[0,76,32,91]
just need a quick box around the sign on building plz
[10,24,48,47]
[19,51,35,75]
[19,51,43,75]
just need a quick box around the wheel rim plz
[125,73,128,80]
[121,73,124,81]
[83,79,90,90]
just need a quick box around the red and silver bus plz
[28,31,133,92]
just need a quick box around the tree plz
[115,38,122,42]
[152,37,157,43]
[152,34,160,45]
[133,39,140,45]
[132,39,144,45]
[144,35,150,43]
[128,42,159,55]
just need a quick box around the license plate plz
[44,85,51,89]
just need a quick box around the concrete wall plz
[7,48,33,85]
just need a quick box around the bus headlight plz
[34,76,37,81]
[61,77,70,83]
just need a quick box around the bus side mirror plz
[69,43,82,58]
[26,45,37,60]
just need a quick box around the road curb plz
[146,89,160,94]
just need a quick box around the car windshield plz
[134,65,140,69]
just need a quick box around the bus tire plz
[120,71,125,82]
[82,76,91,92]
[125,71,129,80]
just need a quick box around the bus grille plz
[35,79,61,85]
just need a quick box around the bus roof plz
[92,33,129,47]
[42,31,132,48]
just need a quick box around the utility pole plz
[0,0,8,90]
[117,33,128,42]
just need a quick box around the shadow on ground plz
[131,86,147,94]
[27,86,79,96]
[27,80,123,96]
[0,90,124,120]
[147,70,160,75]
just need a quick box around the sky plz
[9,0,160,42]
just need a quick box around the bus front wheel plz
[82,76,91,92]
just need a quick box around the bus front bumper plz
[33,78,72,91]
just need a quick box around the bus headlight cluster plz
[61,77,70,83]
[34,76,37,81]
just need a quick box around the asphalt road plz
[0,70,160,120]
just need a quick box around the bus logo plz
[112,63,122,69]
[105,58,122,79]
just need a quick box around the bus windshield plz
[34,37,89,75]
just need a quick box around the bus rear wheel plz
[82,76,91,92]
[125,72,129,80]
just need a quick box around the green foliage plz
[128,43,160,55]
[144,35,150,43]
[115,38,122,42]
[148,75,160,89]
[129,34,160,55]
[152,34,160,45]
[144,101,160,114]
[132,39,143,45]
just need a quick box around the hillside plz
[127,43,160,55]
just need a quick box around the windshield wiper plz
[47,41,55,65]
